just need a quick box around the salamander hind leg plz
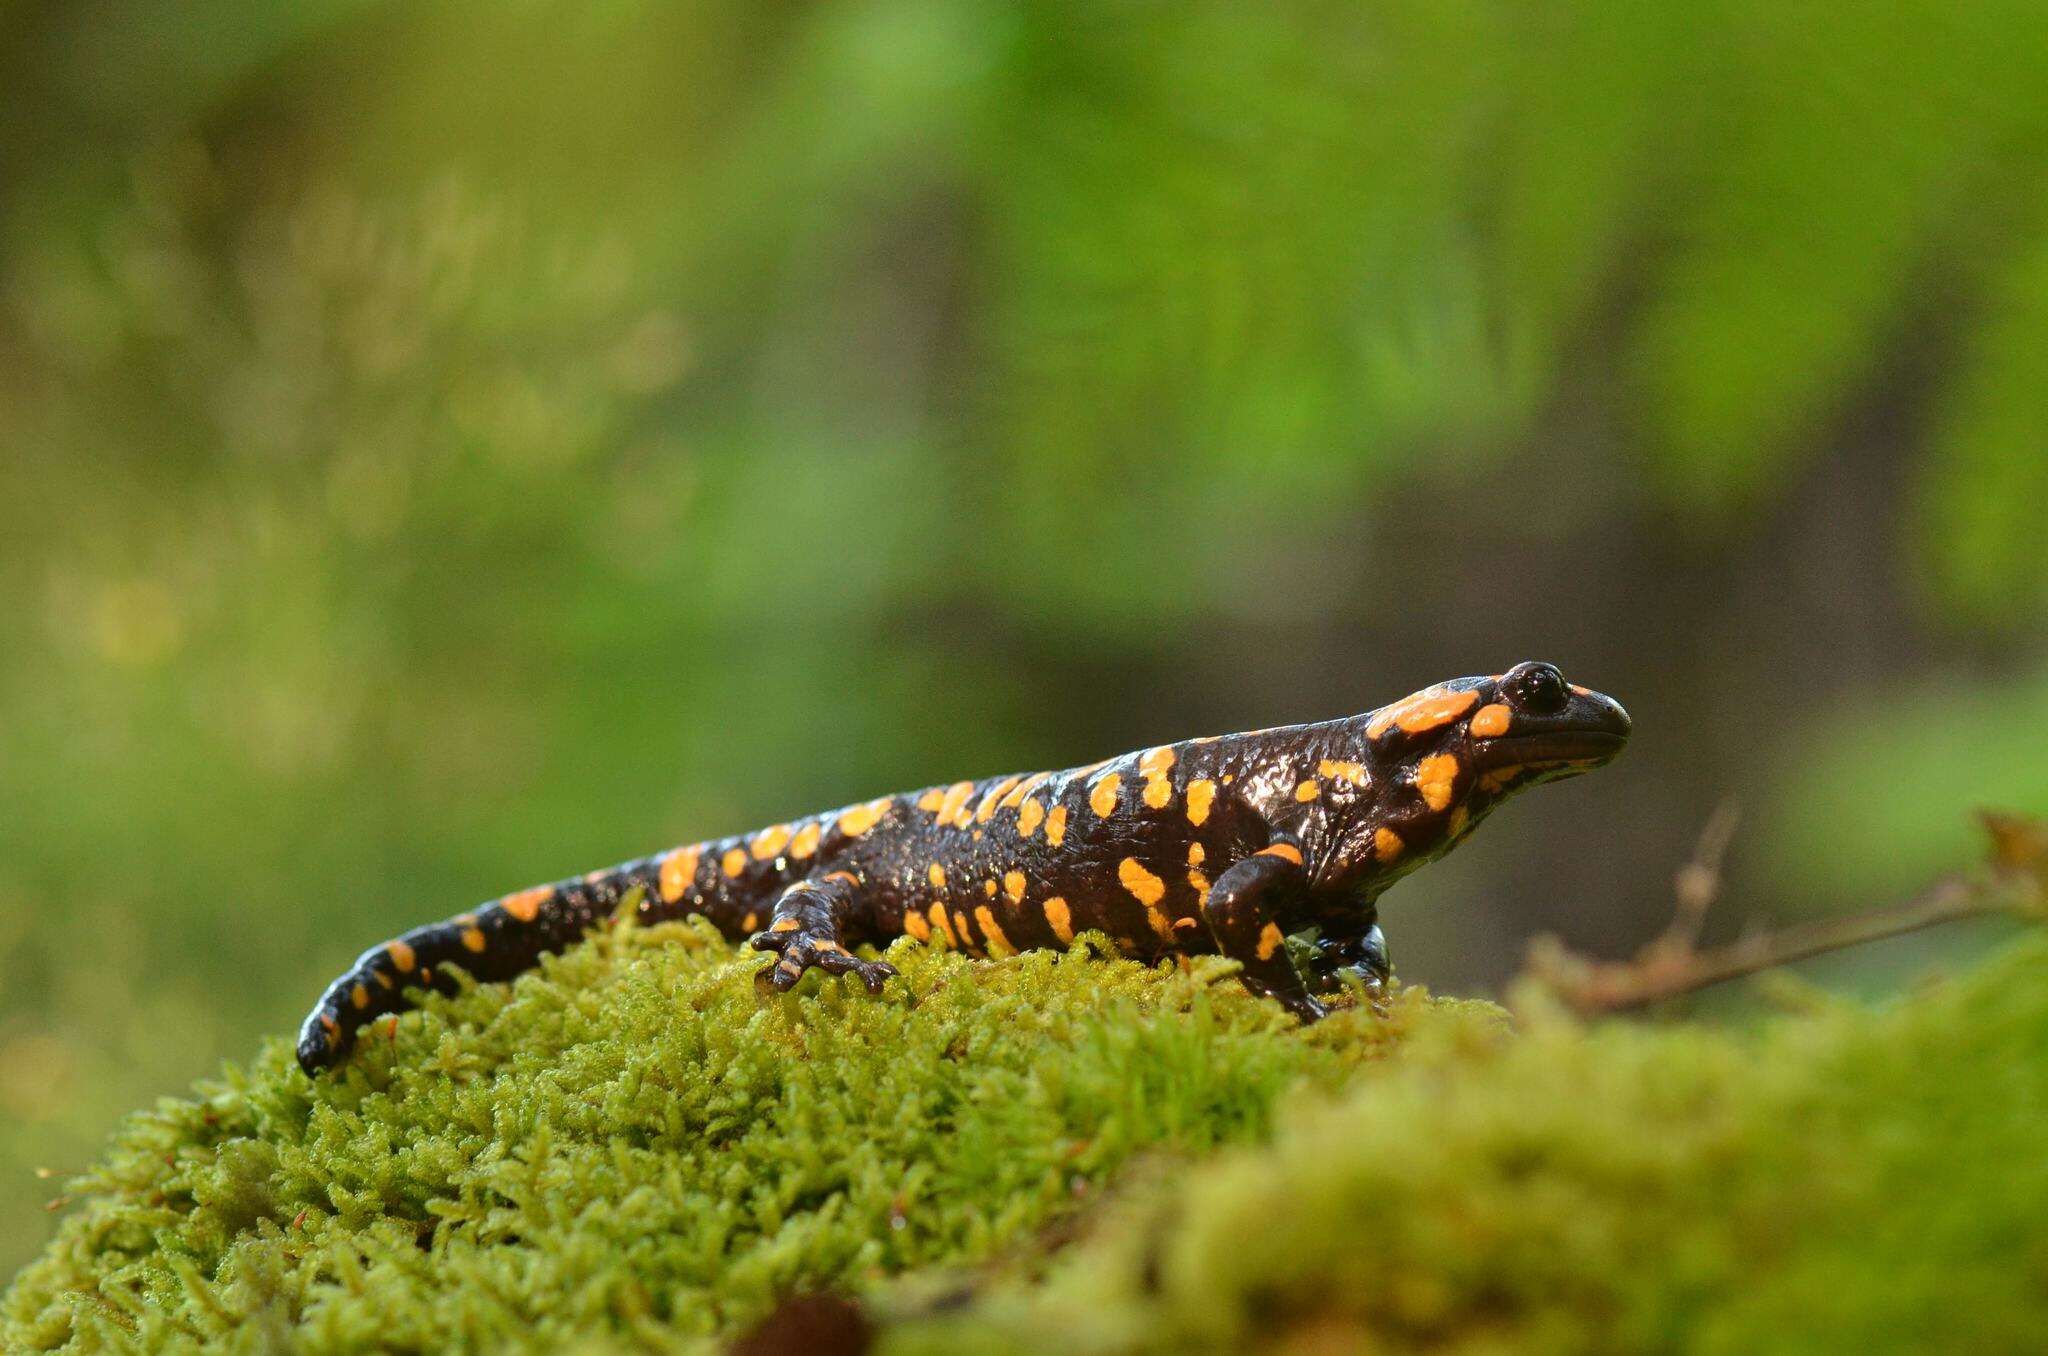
[1306,923,1390,997]
[750,871,897,997]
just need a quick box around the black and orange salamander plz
[296,661,1629,1074]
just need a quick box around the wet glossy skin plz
[297,661,1630,1074]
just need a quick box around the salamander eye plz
[1504,661,1568,714]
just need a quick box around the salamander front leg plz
[749,871,897,996]
[1204,844,1328,1023]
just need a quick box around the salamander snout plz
[1474,661,1630,769]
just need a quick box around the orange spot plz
[387,940,416,972]
[1045,806,1068,847]
[1470,703,1512,739]
[976,777,1021,823]
[320,1013,339,1033]
[461,927,487,953]
[1187,868,1211,900]
[1001,772,1051,809]
[1414,753,1460,811]
[1017,798,1046,837]
[1294,779,1320,803]
[659,847,701,902]
[500,886,551,923]
[1003,870,1026,904]
[903,908,931,942]
[954,910,977,953]
[917,788,945,812]
[983,878,998,898]
[374,971,393,990]
[936,781,975,825]
[772,917,802,932]
[839,797,893,838]
[928,863,947,890]
[1374,827,1404,863]
[1140,746,1176,779]
[1188,842,1206,865]
[742,912,758,931]
[1118,857,1166,907]
[751,824,792,860]
[1317,759,1369,788]
[1478,768,1518,795]
[1186,780,1217,826]
[825,871,859,887]
[975,905,1014,956]
[1256,923,1285,961]
[1091,774,1122,818]
[1570,683,1592,696]
[351,983,370,1010]
[1257,843,1303,866]
[1043,897,1074,945]
[722,847,748,878]
[789,822,821,859]
[1143,777,1173,810]
[1369,687,1479,738]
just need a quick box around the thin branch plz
[1524,809,2046,1019]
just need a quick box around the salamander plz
[296,661,1629,1074]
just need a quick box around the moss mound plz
[878,937,2048,1355]
[1,920,1440,1352]
[7,921,2046,1355]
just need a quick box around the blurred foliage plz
[2,0,2046,1276]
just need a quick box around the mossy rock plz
[0,920,1438,1352]
[6,920,2046,1354]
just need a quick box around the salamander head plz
[1338,661,1630,886]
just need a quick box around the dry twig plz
[1524,808,2047,1019]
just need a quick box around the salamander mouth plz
[1473,729,1627,771]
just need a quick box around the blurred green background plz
[3,0,2045,1271]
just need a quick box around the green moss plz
[877,937,2048,1355]
[1,919,1444,1353]
[9,923,2047,1355]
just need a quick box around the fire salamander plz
[297,661,1629,1074]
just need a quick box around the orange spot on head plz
[1043,896,1074,945]
[659,847,701,902]
[789,822,821,859]
[1369,687,1479,738]
[1045,805,1068,847]
[1469,703,1512,739]
[461,927,487,953]
[1414,753,1460,811]
[928,863,946,890]
[501,886,551,923]
[903,908,931,942]
[1186,779,1217,826]
[1003,870,1026,904]
[387,940,417,972]
[1257,843,1304,866]
[1294,779,1320,803]
[1118,857,1166,907]
[1374,826,1404,863]
[721,847,748,878]
[1017,798,1045,837]
[1091,774,1122,818]
[1256,922,1285,961]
